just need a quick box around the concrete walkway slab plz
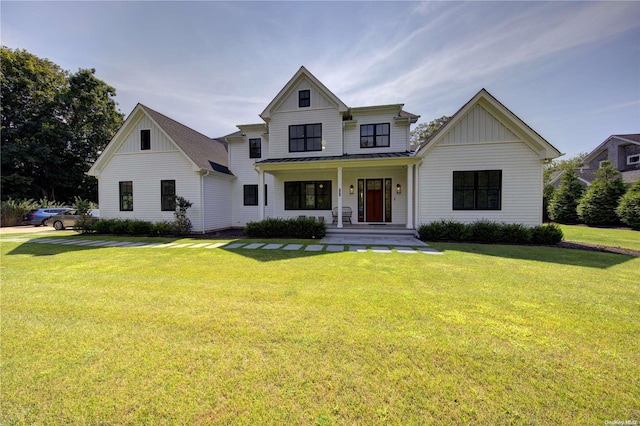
[371,246,392,253]
[326,245,344,252]
[244,243,265,249]
[224,243,245,249]
[348,246,367,252]
[305,245,324,252]
[263,243,284,250]
[283,244,303,251]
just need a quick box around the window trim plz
[243,185,258,206]
[627,154,640,165]
[284,180,332,210]
[452,170,502,211]
[288,123,322,152]
[298,90,310,108]
[360,123,390,148]
[119,181,133,211]
[249,138,262,159]
[161,180,176,211]
[141,129,151,150]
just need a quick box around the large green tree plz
[1,47,123,202]
[410,115,451,148]
[577,161,627,226]
[547,170,585,224]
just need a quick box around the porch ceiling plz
[256,152,418,171]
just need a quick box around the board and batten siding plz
[344,113,410,155]
[438,104,519,145]
[274,78,336,112]
[98,151,204,230]
[116,115,175,153]
[418,142,544,226]
[268,108,343,158]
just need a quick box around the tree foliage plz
[616,180,640,229]
[577,161,627,226]
[410,115,451,148]
[547,170,585,224]
[1,47,123,203]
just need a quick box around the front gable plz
[435,104,520,146]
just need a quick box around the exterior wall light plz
[396,183,402,194]
[349,184,354,194]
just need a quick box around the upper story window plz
[141,129,151,150]
[453,170,502,210]
[627,154,640,165]
[289,124,322,152]
[299,90,310,108]
[249,138,261,158]
[360,123,390,148]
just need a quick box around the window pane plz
[307,137,322,151]
[244,185,258,206]
[304,183,316,208]
[376,135,389,146]
[161,180,176,211]
[285,182,299,210]
[316,181,331,209]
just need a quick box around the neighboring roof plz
[141,104,230,172]
[415,88,562,160]
[582,133,640,164]
[256,152,413,165]
[548,168,596,186]
[260,66,349,119]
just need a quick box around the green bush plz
[0,197,68,227]
[547,170,585,223]
[616,180,640,229]
[577,162,627,226]
[245,217,326,239]
[418,220,563,245]
[152,221,176,236]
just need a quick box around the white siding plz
[228,131,274,227]
[344,113,410,154]
[202,175,232,231]
[269,108,343,158]
[439,105,519,145]
[418,142,544,226]
[117,115,175,153]
[98,151,204,231]
[274,78,336,112]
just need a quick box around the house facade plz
[580,134,640,184]
[89,67,561,233]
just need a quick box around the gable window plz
[360,123,390,148]
[289,124,322,152]
[161,180,176,211]
[141,129,151,150]
[453,170,502,210]
[627,154,640,165]
[119,181,133,211]
[285,181,331,210]
[249,138,261,158]
[299,90,310,108]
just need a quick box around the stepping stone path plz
[0,236,441,255]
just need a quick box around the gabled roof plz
[260,66,349,120]
[415,89,562,160]
[582,133,640,164]
[88,104,231,176]
[548,168,596,186]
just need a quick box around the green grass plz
[559,224,640,251]
[1,235,639,424]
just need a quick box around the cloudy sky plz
[2,1,639,158]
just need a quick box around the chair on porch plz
[331,206,352,224]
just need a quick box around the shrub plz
[245,217,326,239]
[530,224,564,245]
[1,198,37,226]
[577,162,627,226]
[616,180,640,229]
[152,221,176,236]
[418,220,563,245]
[173,196,193,235]
[468,220,504,242]
[501,223,533,244]
[547,170,585,223]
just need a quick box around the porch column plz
[337,167,343,228]
[258,168,265,221]
[406,164,414,229]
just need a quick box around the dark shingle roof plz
[614,134,640,143]
[141,104,230,173]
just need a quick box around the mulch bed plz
[557,241,640,257]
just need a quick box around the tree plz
[0,47,123,203]
[577,161,627,226]
[410,115,451,148]
[616,180,640,229]
[547,170,585,223]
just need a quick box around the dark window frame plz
[299,90,310,108]
[360,123,390,148]
[452,170,502,211]
[141,129,151,150]
[289,123,322,152]
[161,180,176,211]
[249,138,261,159]
[244,185,258,206]
[119,181,133,211]
[284,181,332,210]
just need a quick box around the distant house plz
[547,169,596,189]
[580,134,640,184]
[88,66,561,232]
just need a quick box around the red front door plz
[366,179,383,222]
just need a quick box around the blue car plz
[22,208,72,227]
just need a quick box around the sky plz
[2,1,639,158]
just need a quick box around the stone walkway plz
[1,236,442,255]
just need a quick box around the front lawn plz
[1,236,638,424]
[559,224,640,251]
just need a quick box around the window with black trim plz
[453,170,502,210]
[249,138,261,158]
[628,154,640,165]
[244,185,258,206]
[360,123,390,148]
[284,181,331,210]
[289,124,322,152]
[161,180,176,211]
[141,129,151,150]
[119,181,133,211]
[299,90,310,108]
